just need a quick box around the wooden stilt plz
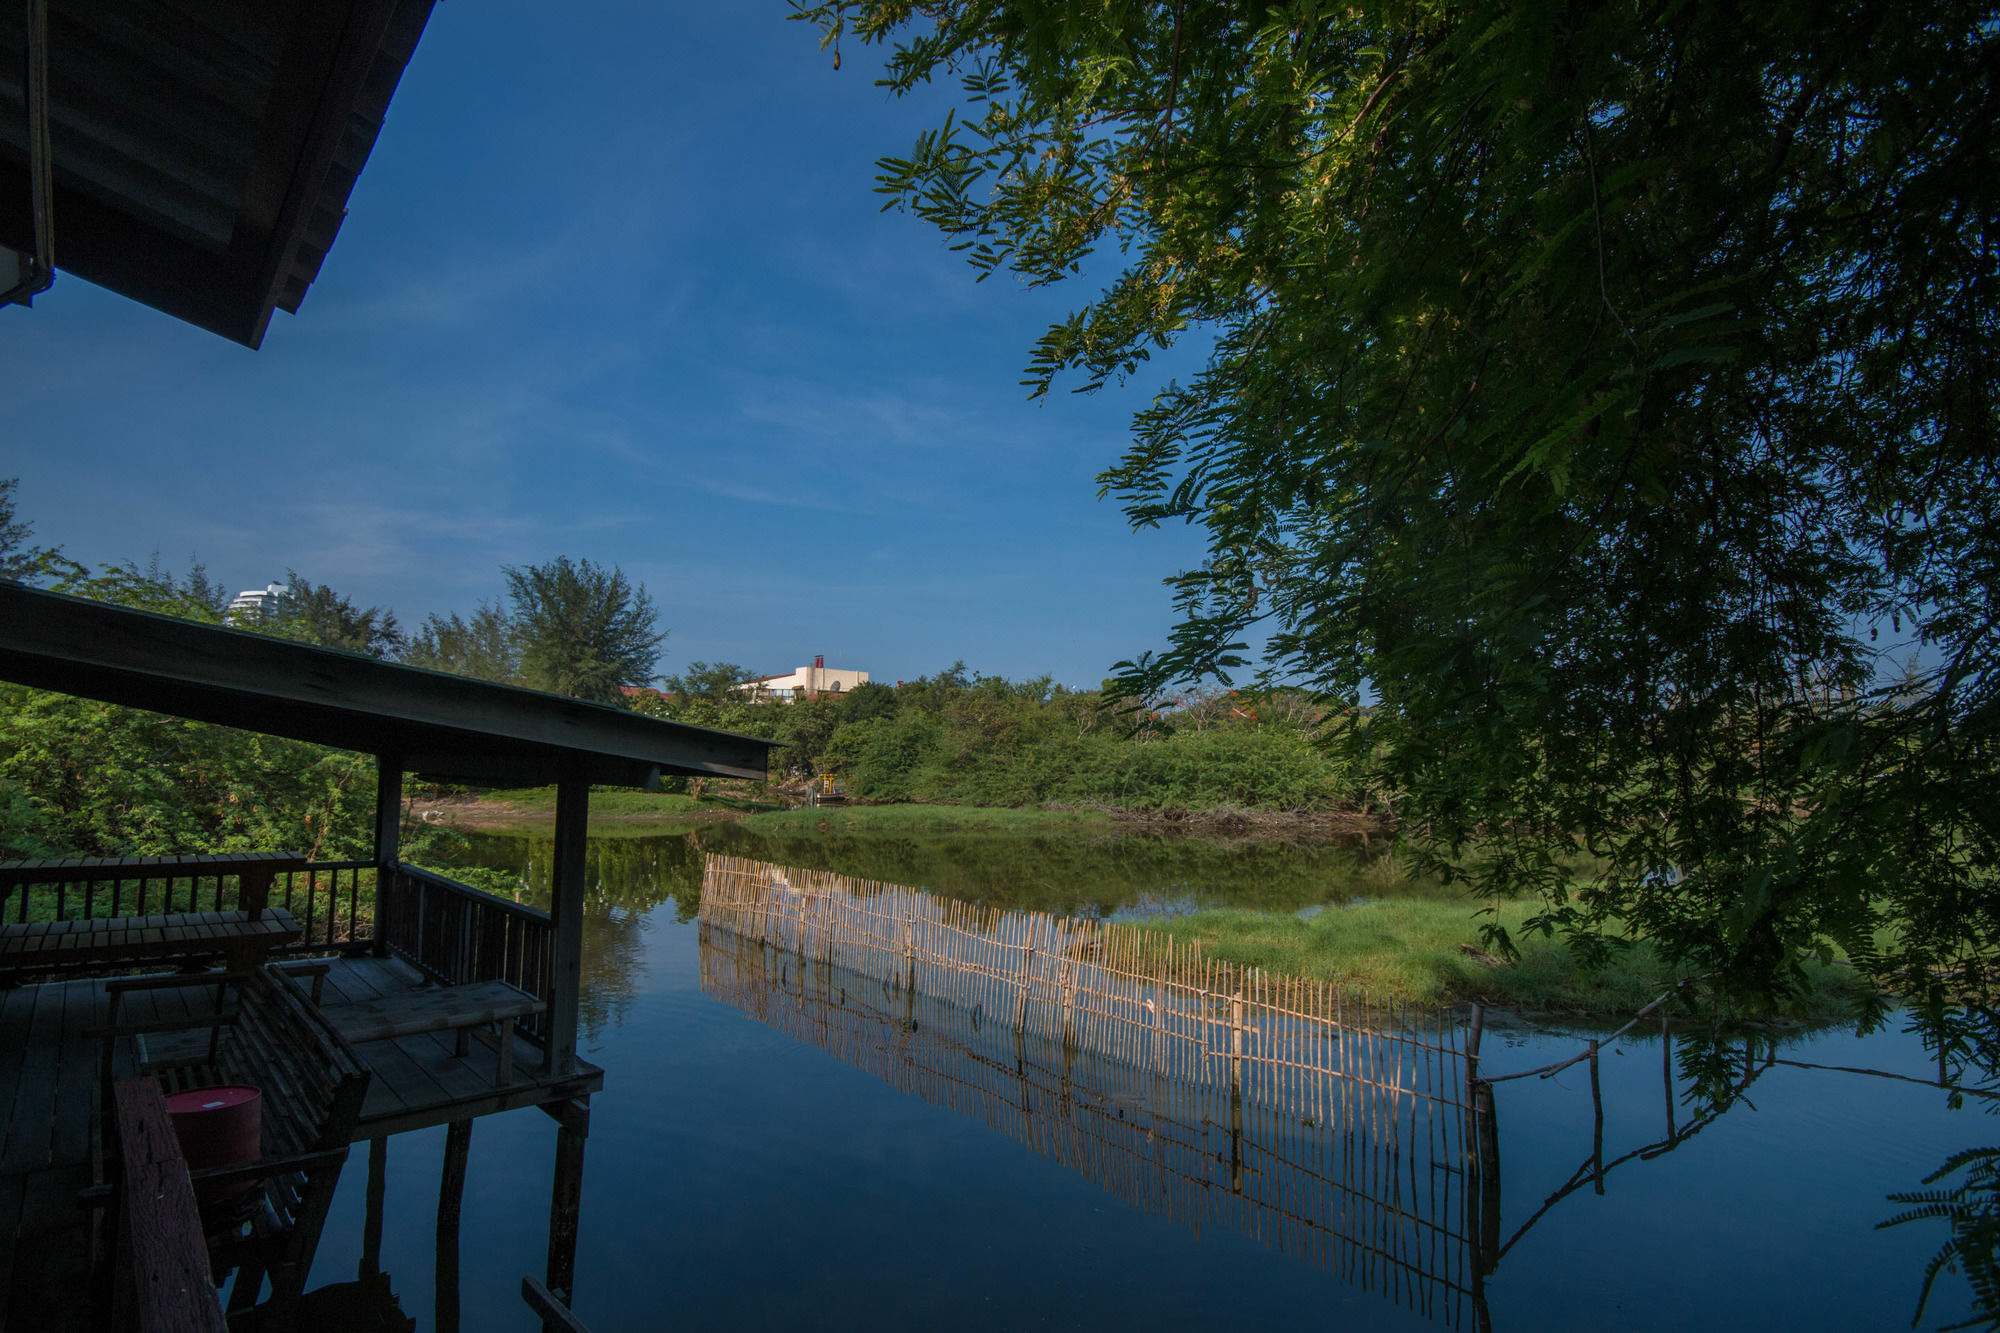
[436,1118,473,1333]
[545,1103,589,1317]
[360,1136,387,1278]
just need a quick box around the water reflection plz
[415,826,1999,1330]
[699,822,1422,918]
[699,918,1490,1328]
[697,853,1506,1328]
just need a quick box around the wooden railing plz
[0,853,378,954]
[0,852,557,1046]
[271,860,378,953]
[381,863,554,1048]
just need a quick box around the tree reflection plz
[1878,1004,2000,1330]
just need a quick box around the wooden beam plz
[535,1096,591,1139]
[234,0,401,347]
[112,1078,227,1333]
[0,585,775,783]
[349,1070,603,1141]
[0,162,255,341]
[545,769,588,1077]
[523,1274,592,1333]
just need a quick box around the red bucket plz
[164,1085,262,1200]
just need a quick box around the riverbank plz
[1141,900,1870,1025]
[415,787,784,830]
[434,797,1866,1023]
[434,792,1385,840]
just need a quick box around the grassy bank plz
[729,805,1116,836]
[1143,899,1868,1022]
[455,786,781,819]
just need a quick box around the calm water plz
[300,826,1995,1331]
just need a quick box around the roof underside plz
[0,0,435,346]
[0,584,776,787]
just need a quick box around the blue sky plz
[3,3,1211,689]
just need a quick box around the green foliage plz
[800,0,2000,1008]
[505,555,666,704]
[817,666,1357,810]
[843,679,900,722]
[0,550,378,860]
[0,684,375,860]
[660,660,758,702]
[403,601,519,682]
[0,478,36,581]
[260,571,403,657]
[1881,1147,2000,1330]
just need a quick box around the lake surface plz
[303,825,1995,1331]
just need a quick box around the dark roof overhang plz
[0,583,776,787]
[0,0,437,346]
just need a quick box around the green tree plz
[504,556,666,704]
[801,1,2000,1006]
[263,572,403,657]
[403,601,519,683]
[662,660,757,703]
[843,679,901,722]
[0,478,44,582]
[2,553,375,861]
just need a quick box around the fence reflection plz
[700,854,1494,1329]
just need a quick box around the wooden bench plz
[111,1076,228,1333]
[94,968,370,1323]
[278,965,544,1087]
[0,852,305,980]
[0,908,301,979]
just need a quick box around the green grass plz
[475,786,780,816]
[731,804,1116,836]
[1144,897,1868,1021]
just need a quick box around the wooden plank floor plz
[0,956,602,1330]
[322,956,601,1139]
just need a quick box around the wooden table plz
[296,977,545,1087]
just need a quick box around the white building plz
[225,582,288,625]
[737,656,869,702]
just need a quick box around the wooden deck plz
[0,955,602,1331]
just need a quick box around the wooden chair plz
[93,967,371,1324]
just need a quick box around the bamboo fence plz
[699,854,1492,1328]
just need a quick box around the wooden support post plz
[1230,984,1245,1097]
[1463,999,1502,1277]
[239,865,273,921]
[1589,1040,1605,1195]
[1473,1078,1501,1267]
[360,1137,387,1278]
[1013,945,1033,1036]
[1229,983,1245,1194]
[436,1119,473,1333]
[545,1112,588,1314]
[1059,949,1078,1050]
[546,765,589,1076]
[1662,1012,1676,1140]
[1462,1001,1485,1168]
[372,754,402,957]
[1151,976,1167,1078]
